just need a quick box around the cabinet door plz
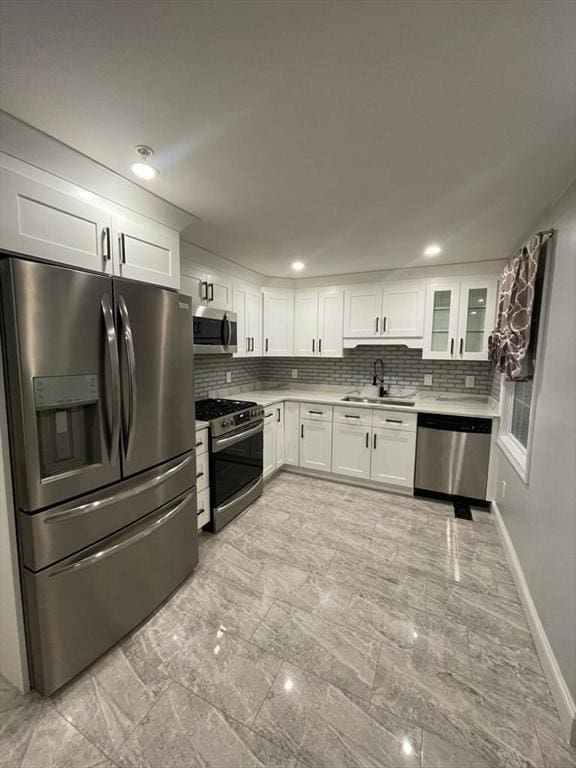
[246,286,262,355]
[456,278,497,361]
[274,404,284,469]
[233,283,249,357]
[263,414,276,479]
[0,168,112,273]
[332,422,371,479]
[263,291,294,356]
[318,288,344,357]
[206,270,233,311]
[422,281,461,360]
[371,427,416,488]
[294,292,319,357]
[381,281,424,338]
[284,402,300,466]
[343,286,382,338]
[113,214,180,289]
[300,420,333,473]
[180,264,208,310]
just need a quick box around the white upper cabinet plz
[0,165,181,289]
[263,289,294,356]
[381,281,424,337]
[0,168,113,274]
[343,281,424,342]
[112,212,180,289]
[343,285,382,338]
[423,277,497,360]
[294,292,319,356]
[180,262,233,311]
[317,288,344,357]
[233,280,262,357]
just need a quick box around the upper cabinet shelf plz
[0,162,180,289]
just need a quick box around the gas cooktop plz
[195,398,258,421]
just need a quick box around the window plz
[499,378,534,481]
[510,380,533,448]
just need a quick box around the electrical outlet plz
[423,374,433,386]
[465,375,475,388]
[291,369,298,379]
[225,371,232,384]
[500,480,507,500]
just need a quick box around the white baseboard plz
[492,501,576,746]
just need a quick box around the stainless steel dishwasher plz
[415,413,492,501]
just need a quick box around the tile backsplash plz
[194,346,497,398]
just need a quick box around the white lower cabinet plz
[331,422,371,479]
[284,402,300,466]
[196,487,211,530]
[274,404,284,469]
[370,427,416,488]
[300,419,333,473]
[263,409,277,479]
[195,427,210,529]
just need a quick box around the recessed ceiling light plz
[424,244,442,257]
[291,261,305,271]
[131,145,158,180]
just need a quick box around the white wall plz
[0,352,29,691]
[494,182,576,719]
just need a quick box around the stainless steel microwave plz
[193,306,237,354]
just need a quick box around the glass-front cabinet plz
[423,277,497,360]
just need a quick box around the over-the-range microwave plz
[193,306,238,354]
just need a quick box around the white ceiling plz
[0,0,574,278]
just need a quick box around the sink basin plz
[342,395,415,407]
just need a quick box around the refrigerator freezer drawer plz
[20,451,196,571]
[24,488,198,695]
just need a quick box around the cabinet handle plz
[459,338,463,355]
[277,408,281,422]
[209,283,214,302]
[265,412,274,419]
[344,414,360,419]
[312,338,315,353]
[382,316,387,333]
[265,338,269,353]
[202,281,209,301]
[375,317,379,333]
[450,337,454,355]
[301,424,304,438]
[385,418,402,423]
[373,433,377,449]
[198,508,205,515]
[196,471,204,479]
[249,337,253,352]
[318,338,322,354]
[308,410,323,415]
[119,233,126,264]
[365,432,369,448]
[195,440,203,447]
[102,227,111,260]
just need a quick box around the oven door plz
[210,421,263,509]
[193,307,237,354]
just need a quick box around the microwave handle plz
[223,315,232,347]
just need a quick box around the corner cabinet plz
[0,165,181,289]
[263,289,294,356]
[422,277,497,360]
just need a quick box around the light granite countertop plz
[228,386,500,420]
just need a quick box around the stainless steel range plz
[195,399,264,532]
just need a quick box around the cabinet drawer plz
[333,406,371,426]
[195,451,209,491]
[372,410,417,432]
[299,403,333,421]
[197,487,210,529]
[195,428,208,456]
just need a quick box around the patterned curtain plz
[488,232,547,381]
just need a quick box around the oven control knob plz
[222,418,233,427]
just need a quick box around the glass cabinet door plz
[457,279,497,360]
[423,281,460,359]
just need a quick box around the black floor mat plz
[453,500,473,520]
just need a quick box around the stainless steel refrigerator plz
[0,256,198,695]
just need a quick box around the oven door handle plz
[212,422,264,453]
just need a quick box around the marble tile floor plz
[2,472,575,768]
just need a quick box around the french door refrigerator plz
[0,256,197,695]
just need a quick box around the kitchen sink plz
[341,395,415,407]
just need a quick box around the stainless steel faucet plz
[372,359,388,397]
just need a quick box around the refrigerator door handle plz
[101,294,121,466]
[117,295,138,461]
[50,491,195,576]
